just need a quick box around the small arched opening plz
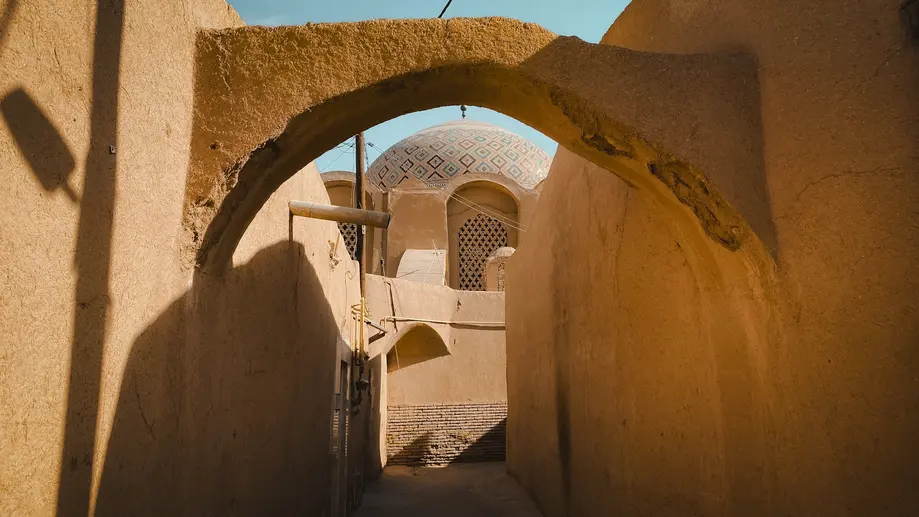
[447,180,520,291]
[383,322,451,373]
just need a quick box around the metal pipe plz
[288,201,391,228]
[355,132,367,289]
[364,318,386,333]
[381,316,505,328]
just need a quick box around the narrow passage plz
[355,463,543,517]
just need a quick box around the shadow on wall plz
[49,1,124,515]
[1,0,123,510]
[452,418,507,464]
[387,419,507,467]
[0,89,79,201]
[1,3,118,514]
[388,432,433,466]
[93,242,342,515]
[0,0,19,56]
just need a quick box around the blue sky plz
[226,0,630,172]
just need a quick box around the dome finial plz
[460,105,467,119]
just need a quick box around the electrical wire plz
[451,196,527,233]
[363,138,527,232]
[437,0,453,18]
[320,141,355,172]
[421,239,444,285]
[359,141,383,171]
[383,316,505,328]
[449,194,528,233]
[395,174,527,232]
[450,191,528,230]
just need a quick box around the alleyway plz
[355,463,543,517]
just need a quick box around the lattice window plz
[338,222,358,261]
[458,214,508,291]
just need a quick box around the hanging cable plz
[364,141,383,172]
[437,0,453,18]
[451,191,527,230]
[451,196,527,233]
[449,194,528,233]
[399,174,528,232]
[382,316,505,328]
[320,141,355,172]
[366,141,384,156]
[420,239,444,284]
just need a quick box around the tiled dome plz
[367,121,552,190]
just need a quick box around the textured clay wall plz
[506,1,919,515]
[508,148,774,516]
[365,276,507,406]
[381,287,507,406]
[384,174,539,282]
[365,276,508,469]
[384,291,508,467]
[0,0,362,515]
[385,184,450,277]
[95,166,362,515]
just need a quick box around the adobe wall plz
[365,276,508,467]
[385,174,539,282]
[387,319,507,406]
[94,167,364,515]
[385,185,451,277]
[365,276,507,406]
[0,0,363,514]
[507,148,777,516]
[506,1,919,515]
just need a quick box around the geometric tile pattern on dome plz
[458,213,508,291]
[367,120,551,190]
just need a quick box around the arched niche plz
[321,171,358,208]
[446,180,520,290]
[382,323,451,373]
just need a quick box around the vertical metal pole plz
[352,132,368,507]
[354,133,366,293]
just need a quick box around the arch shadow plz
[93,242,346,515]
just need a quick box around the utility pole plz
[351,132,369,508]
[354,132,367,294]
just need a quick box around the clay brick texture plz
[386,403,507,466]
